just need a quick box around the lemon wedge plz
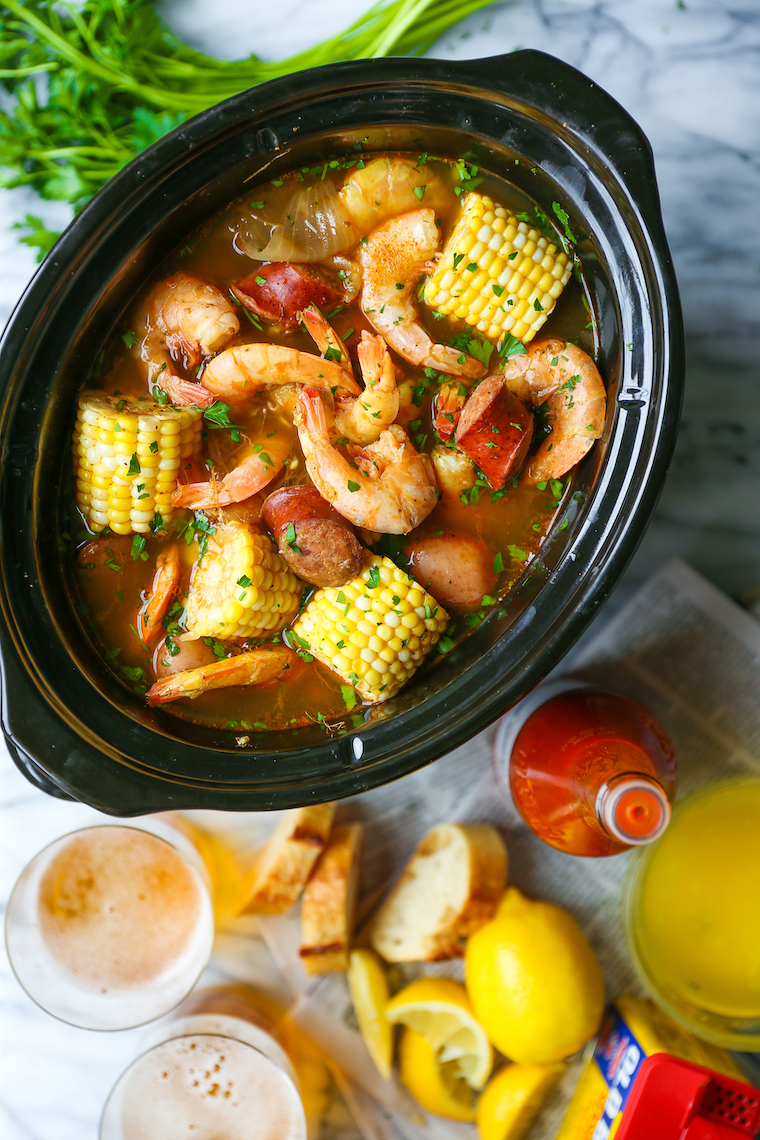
[399,1026,477,1121]
[476,1062,566,1140]
[385,977,493,1091]
[347,950,394,1081]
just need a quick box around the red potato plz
[262,485,364,588]
[231,263,344,329]
[455,375,534,490]
[405,531,497,610]
[76,535,132,567]
[154,636,217,678]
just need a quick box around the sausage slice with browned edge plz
[455,375,534,489]
[263,486,364,588]
[231,263,344,330]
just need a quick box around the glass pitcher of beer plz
[5,818,216,1030]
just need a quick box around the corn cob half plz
[424,192,573,343]
[293,554,449,703]
[185,521,301,639]
[73,392,203,535]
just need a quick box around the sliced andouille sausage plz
[262,485,364,588]
[405,530,497,609]
[231,263,344,330]
[455,375,534,490]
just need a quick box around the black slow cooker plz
[0,50,683,813]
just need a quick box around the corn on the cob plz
[292,554,449,703]
[73,392,203,535]
[185,521,301,639]
[424,193,573,344]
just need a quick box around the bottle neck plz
[596,773,671,846]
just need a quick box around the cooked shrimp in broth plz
[295,388,437,534]
[68,149,605,732]
[360,209,485,378]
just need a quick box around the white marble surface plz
[1,1,759,1136]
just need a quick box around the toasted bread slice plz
[238,803,336,914]
[299,822,364,975]
[369,823,507,962]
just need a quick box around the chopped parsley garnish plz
[285,523,300,552]
[204,400,241,443]
[551,201,576,244]
[202,636,226,660]
[493,551,505,575]
[498,334,527,360]
[452,252,465,270]
[131,534,147,561]
[237,575,252,588]
[121,330,138,348]
[127,453,140,475]
[366,565,381,590]
[412,185,426,200]
[347,480,360,492]
[341,685,357,710]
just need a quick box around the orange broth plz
[69,153,597,733]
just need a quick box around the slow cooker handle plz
[452,48,662,219]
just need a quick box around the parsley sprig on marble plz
[0,0,494,258]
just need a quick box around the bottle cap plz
[597,778,671,845]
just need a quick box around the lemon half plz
[399,1027,477,1121]
[385,977,493,1092]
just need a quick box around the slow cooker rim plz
[0,50,683,811]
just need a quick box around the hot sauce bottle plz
[507,689,677,856]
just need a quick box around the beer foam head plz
[111,1035,306,1140]
[37,826,204,992]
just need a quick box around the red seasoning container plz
[505,688,677,856]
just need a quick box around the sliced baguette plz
[238,803,336,914]
[299,822,364,975]
[369,823,507,962]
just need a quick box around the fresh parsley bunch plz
[0,0,495,258]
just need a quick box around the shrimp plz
[335,331,400,445]
[294,388,437,534]
[302,304,399,445]
[340,156,451,234]
[199,343,360,407]
[141,273,239,407]
[503,338,606,482]
[138,545,182,648]
[172,432,291,510]
[433,379,470,442]
[359,209,485,379]
[299,303,352,372]
[146,645,296,706]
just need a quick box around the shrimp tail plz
[138,545,182,648]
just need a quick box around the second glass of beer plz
[5,820,215,1030]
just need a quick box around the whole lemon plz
[465,888,605,1063]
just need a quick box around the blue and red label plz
[590,1010,647,1139]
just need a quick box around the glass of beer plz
[99,986,307,1140]
[5,820,215,1030]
